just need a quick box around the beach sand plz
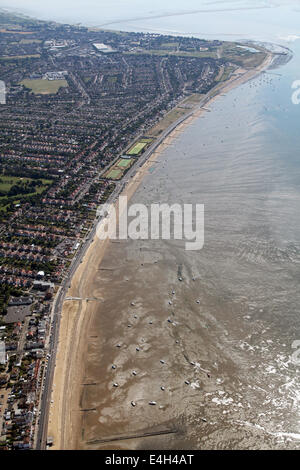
[47,51,276,450]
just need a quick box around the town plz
[0,9,267,450]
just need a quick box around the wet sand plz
[47,51,286,450]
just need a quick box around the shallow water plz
[78,45,300,449]
[6,0,300,43]
[119,45,300,447]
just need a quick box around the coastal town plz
[0,9,270,450]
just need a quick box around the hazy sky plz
[0,0,294,24]
[1,0,300,41]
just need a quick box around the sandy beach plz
[47,50,276,450]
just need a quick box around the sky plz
[0,1,296,24]
[1,0,300,42]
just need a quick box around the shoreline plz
[46,49,275,450]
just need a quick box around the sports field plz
[105,168,122,180]
[127,141,148,156]
[105,157,134,180]
[116,158,133,169]
[20,79,68,94]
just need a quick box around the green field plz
[0,176,52,202]
[20,78,68,94]
[148,107,188,137]
[0,176,26,193]
[117,158,133,169]
[0,54,40,60]
[160,41,179,50]
[105,168,122,180]
[127,141,148,156]
[107,75,118,83]
[139,138,154,143]
[216,66,235,82]
[105,157,134,180]
[181,93,204,105]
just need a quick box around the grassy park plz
[0,176,52,208]
[20,78,68,94]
